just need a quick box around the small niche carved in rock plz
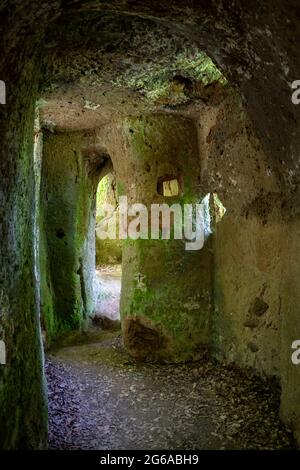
[249,297,269,317]
[157,175,181,197]
[56,228,65,239]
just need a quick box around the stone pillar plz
[40,131,98,340]
[110,114,213,362]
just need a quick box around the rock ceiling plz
[39,12,227,131]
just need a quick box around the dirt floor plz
[46,331,295,450]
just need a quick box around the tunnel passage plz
[39,102,284,372]
[95,172,122,267]
[39,133,114,343]
[38,114,214,362]
[94,171,122,328]
[0,0,300,450]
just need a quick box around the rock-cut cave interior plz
[0,0,300,453]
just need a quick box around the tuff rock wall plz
[0,0,299,449]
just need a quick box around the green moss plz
[40,131,97,343]
[96,174,110,206]
[123,285,209,362]
[112,48,227,105]
[116,181,125,196]
[0,50,48,449]
[121,237,212,362]
[96,237,122,265]
[124,119,149,159]
[180,175,195,204]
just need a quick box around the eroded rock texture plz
[0,0,299,449]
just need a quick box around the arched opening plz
[94,172,122,329]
